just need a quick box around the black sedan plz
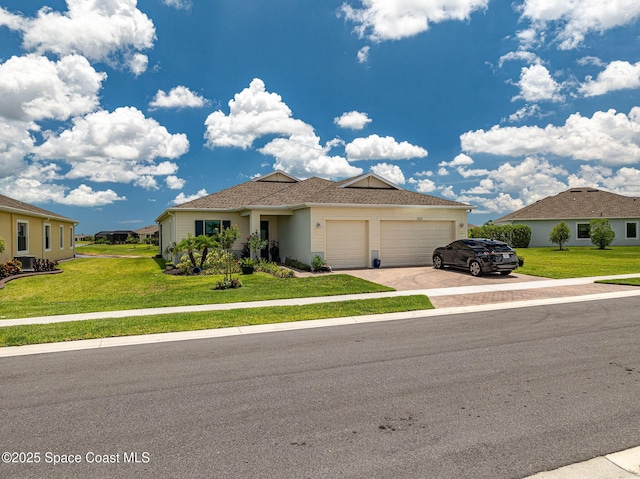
[432,238,519,276]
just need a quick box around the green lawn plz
[0,295,433,347]
[0,257,394,319]
[75,242,159,257]
[515,246,640,279]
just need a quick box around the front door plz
[260,220,269,260]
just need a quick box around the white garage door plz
[325,220,368,269]
[380,220,454,267]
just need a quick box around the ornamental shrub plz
[589,218,615,249]
[0,260,22,279]
[284,257,311,271]
[468,224,531,248]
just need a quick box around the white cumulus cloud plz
[340,0,489,41]
[580,61,640,97]
[519,0,640,50]
[345,134,428,160]
[513,64,564,103]
[0,54,105,122]
[334,111,372,130]
[461,107,640,166]
[1,0,156,71]
[150,86,210,109]
[370,163,405,184]
[166,175,185,189]
[59,184,126,206]
[172,188,208,205]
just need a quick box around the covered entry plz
[325,220,368,269]
[380,220,454,267]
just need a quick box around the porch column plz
[249,211,261,259]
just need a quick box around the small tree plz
[590,218,615,249]
[194,234,219,268]
[175,234,198,269]
[549,221,571,250]
[216,224,240,282]
[247,230,268,259]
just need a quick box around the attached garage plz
[380,220,454,267]
[325,220,368,269]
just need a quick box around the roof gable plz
[253,170,299,183]
[338,172,399,190]
[496,188,640,221]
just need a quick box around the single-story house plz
[94,230,140,244]
[0,193,77,267]
[135,225,159,242]
[495,187,640,247]
[155,171,473,269]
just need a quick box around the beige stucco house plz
[156,171,473,269]
[495,187,640,247]
[0,194,77,266]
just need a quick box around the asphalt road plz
[1,297,639,479]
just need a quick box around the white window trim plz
[626,221,639,239]
[60,225,65,250]
[17,220,29,255]
[44,223,52,252]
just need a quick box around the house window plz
[70,226,74,248]
[195,220,221,236]
[626,222,638,239]
[17,221,28,253]
[577,223,590,239]
[44,224,51,251]
[60,225,64,250]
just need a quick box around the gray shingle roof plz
[0,193,75,222]
[496,188,640,221]
[172,174,469,210]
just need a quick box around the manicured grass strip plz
[515,246,640,279]
[596,278,640,286]
[75,243,159,257]
[0,257,393,319]
[0,296,433,347]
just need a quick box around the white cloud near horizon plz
[345,134,428,160]
[461,107,640,166]
[340,0,489,41]
[334,111,372,130]
[150,86,210,109]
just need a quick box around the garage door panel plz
[380,221,454,267]
[326,220,367,269]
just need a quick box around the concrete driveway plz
[336,266,547,291]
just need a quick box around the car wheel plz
[433,255,443,269]
[469,260,482,277]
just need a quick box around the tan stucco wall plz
[0,211,75,263]
[159,211,250,260]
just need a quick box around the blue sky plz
[1,0,639,234]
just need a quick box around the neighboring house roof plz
[95,230,139,236]
[496,188,640,222]
[0,193,76,223]
[135,225,159,235]
[159,171,470,217]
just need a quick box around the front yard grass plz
[0,257,394,319]
[0,295,433,347]
[75,242,158,257]
[515,246,640,279]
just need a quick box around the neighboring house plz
[495,187,640,247]
[0,193,77,266]
[94,230,140,244]
[156,171,473,269]
[135,225,159,242]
